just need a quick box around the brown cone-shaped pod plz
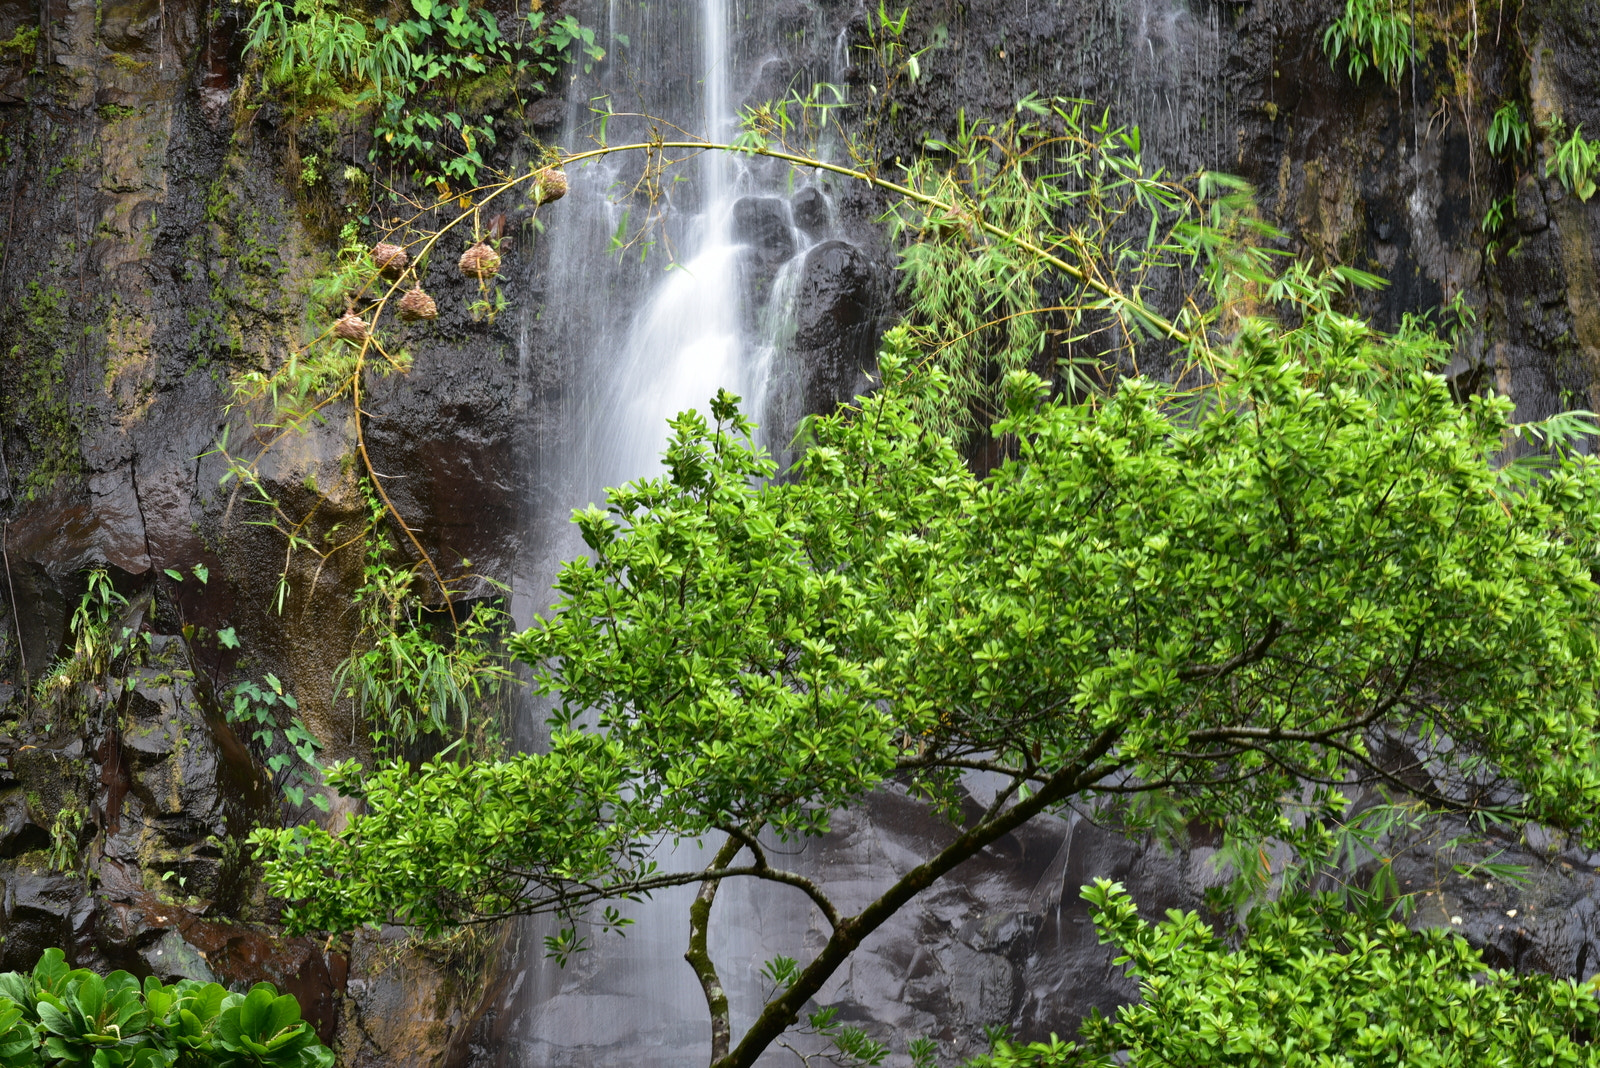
[333,311,370,341]
[533,167,568,204]
[372,242,410,278]
[396,287,438,322]
[458,241,501,280]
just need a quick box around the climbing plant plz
[227,674,328,812]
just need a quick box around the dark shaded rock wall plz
[884,0,1600,420]
[0,0,529,1057]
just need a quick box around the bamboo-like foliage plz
[887,98,1232,435]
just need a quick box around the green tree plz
[254,258,1600,1065]
[969,880,1600,1066]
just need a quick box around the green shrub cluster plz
[0,950,331,1068]
[243,0,601,188]
[973,881,1600,1067]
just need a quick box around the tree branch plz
[713,724,1123,1068]
[687,834,745,1063]
[719,824,842,931]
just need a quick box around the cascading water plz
[494,0,1241,1063]
[500,1,854,1064]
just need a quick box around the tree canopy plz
[255,273,1600,1065]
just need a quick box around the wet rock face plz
[733,195,798,311]
[789,240,881,412]
[790,187,831,242]
[1,0,524,1042]
[0,630,346,1038]
[341,925,508,1068]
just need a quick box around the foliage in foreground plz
[0,950,330,1068]
[971,881,1600,1067]
[255,255,1600,1066]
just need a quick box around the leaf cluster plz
[886,98,1222,438]
[31,571,139,714]
[1323,0,1413,88]
[0,949,332,1068]
[972,880,1600,1066]
[242,0,600,188]
[1548,122,1600,203]
[228,675,328,812]
[256,266,1600,935]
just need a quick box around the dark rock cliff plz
[1,0,1598,1063]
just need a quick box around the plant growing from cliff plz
[242,0,601,189]
[0,25,37,61]
[1487,101,1531,159]
[47,805,87,875]
[1,281,80,501]
[1548,121,1600,203]
[331,483,511,752]
[32,569,142,714]
[228,675,328,812]
[964,881,1600,1067]
[254,236,1600,1068]
[1323,0,1412,88]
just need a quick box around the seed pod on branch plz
[459,241,501,280]
[533,167,568,204]
[372,242,411,278]
[333,311,370,341]
[396,287,439,322]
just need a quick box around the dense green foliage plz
[252,243,1600,1065]
[259,300,1600,931]
[0,950,330,1068]
[970,881,1600,1067]
[243,0,600,187]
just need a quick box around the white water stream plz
[502,0,822,1063]
[497,1,1242,1063]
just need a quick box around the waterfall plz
[494,0,1239,1063]
[501,1,839,1064]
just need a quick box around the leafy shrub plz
[969,882,1600,1066]
[0,950,332,1068]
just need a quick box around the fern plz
[1487,101,1530,159]
[1323,0,1412,87]
[1549,124,1600,201]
